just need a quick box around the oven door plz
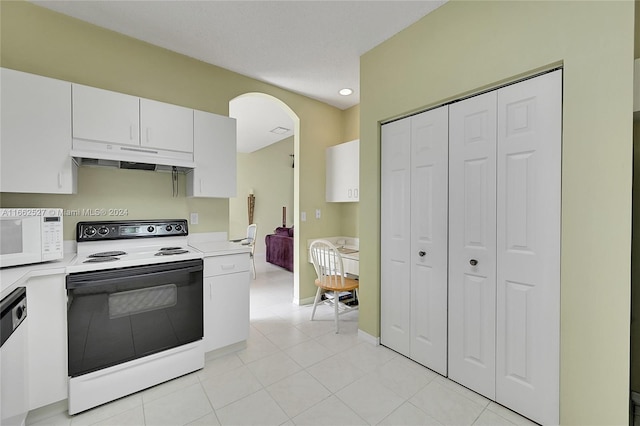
[66,259,203,377]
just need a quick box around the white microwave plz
[0,208,64,268]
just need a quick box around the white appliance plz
[0,208,63,268]
[66,219,204,415]
[0,287,28,426]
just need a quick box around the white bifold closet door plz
[381,106,449,375]
[494,71,561,425]
[448,70,561,425]
[448,90,498,399]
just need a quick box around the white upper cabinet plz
[1,68,77,194]
[72,83,140,146]
[72,84,194,158]
[140,98,193,153]
[187,110,237,198]
[326,139,359,202]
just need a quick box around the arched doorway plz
[229,92,302,302]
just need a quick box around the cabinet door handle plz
[419,251,426,257]
[57,172,63,188]
[348,189,352,198]
[221,264,236,270]
[200,179,203,194]
[469,259,478,266]
[146,128,150,142]
[354,188,358,199]
[129,124,134,140]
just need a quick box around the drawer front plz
[204,254,250,277]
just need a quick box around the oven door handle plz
[66,263,203,290]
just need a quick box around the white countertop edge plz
[1,234,249,296]
[307,236,359,250]
[1,253,75,298]
[189,240,251,257]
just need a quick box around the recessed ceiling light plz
[339,88,353,96]
[270,126,290,134]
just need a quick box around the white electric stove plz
[66,219,204,415]
[68,219,202,273]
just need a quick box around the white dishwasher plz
[1,287,28,426]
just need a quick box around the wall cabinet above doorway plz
[326,139,359,202]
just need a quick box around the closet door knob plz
[469,259,478,266]
[418,251,426,257]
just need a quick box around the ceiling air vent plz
[269,126,290,134]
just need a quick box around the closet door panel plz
[496,70,561,425]
[448,91,497,399]
[410,106,448,375]
[381,118,412,356]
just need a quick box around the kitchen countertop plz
[189,240,251,257]
[0,235,250,298]
[307,236,359,259]
[0,253,75,298]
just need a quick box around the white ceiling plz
[229,95,294,153]
[30,0,446,152]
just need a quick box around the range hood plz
[71,139,195,172]
[74,157,192,172]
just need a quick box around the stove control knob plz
[175,225,183,232]
[165,225,173,232]
[147,226,155,233]
[98,227,109,236]
[85,226,96,237]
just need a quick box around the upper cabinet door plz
[72,84,139,146]
[326,139,359,202]
[140,98,193,153]
[1,68,76,194]
[187,110,237,198]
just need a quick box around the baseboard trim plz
[358,329,380,345]
[26,399,68,425]
[296,296,316,306]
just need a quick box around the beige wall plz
[360,1,633,424]
[632,0,640,395]
[633,120,640,393]
[334,103,360,238]
[229,137,294,257]
[0,0,346,302]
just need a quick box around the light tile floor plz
[28,258,538,426]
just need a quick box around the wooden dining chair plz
[309,239,359,333]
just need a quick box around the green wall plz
[633,120,640,394]
[631,0,640,396]
[0,0,347,303]
[229,136,295,256]
[338,104,360,237]
[360,1,633,424]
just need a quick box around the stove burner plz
[155,249,189,256]
[88,251,127,258]
[159,247,183,251]
[83,257,120,263]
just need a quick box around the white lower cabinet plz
[381,70,561,426]
[25,274,68,410]
[203,254,250,352]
